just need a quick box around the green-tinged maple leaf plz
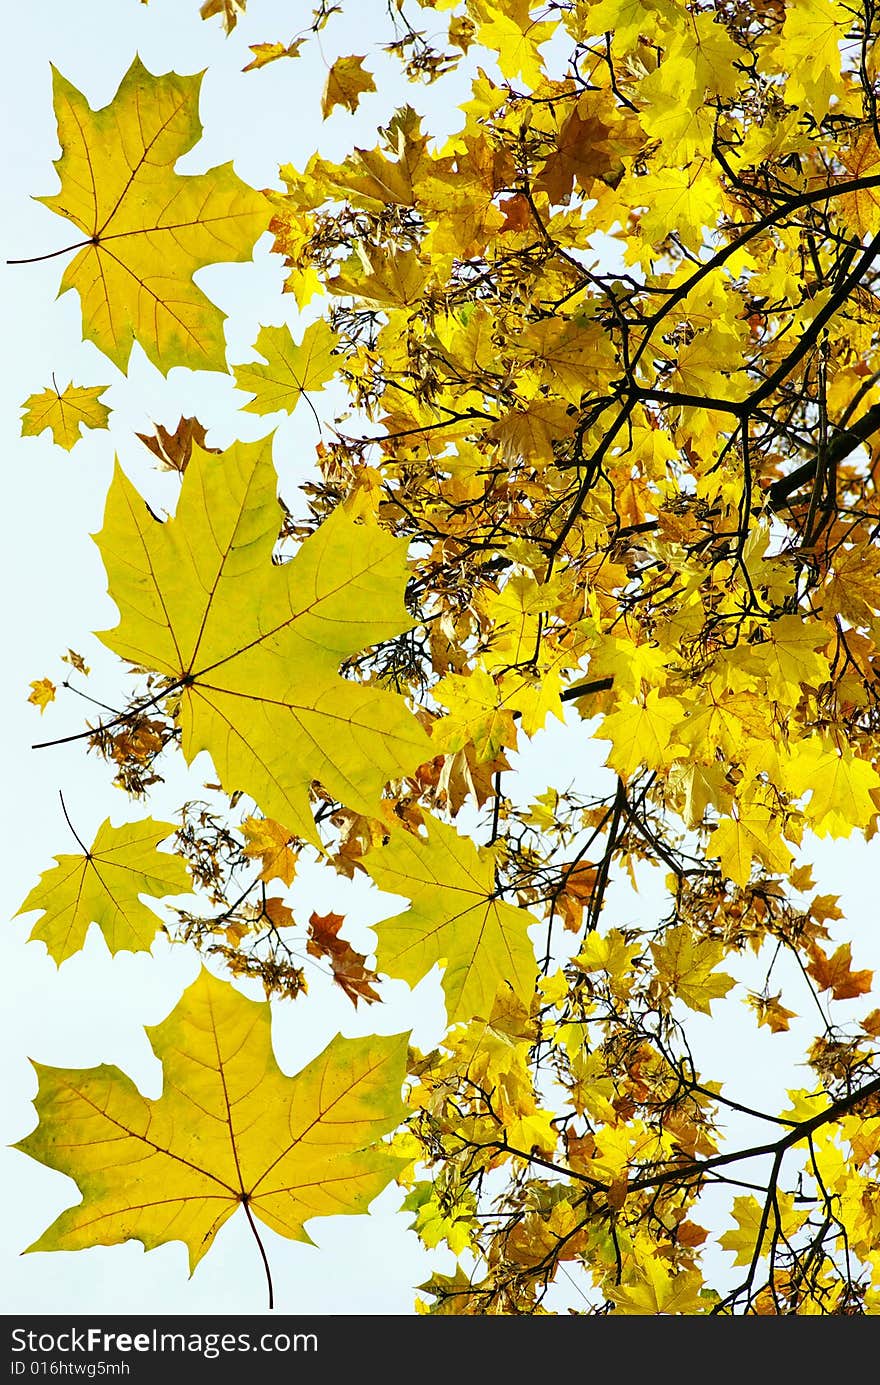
[16,969,408,1270]
[15,818,191,964]
[321,56,376,119]
[93,437,431,846]
[364,816,538,1022]
[34,59,268,373]
[20,381,110,451]
[232,320,340,415]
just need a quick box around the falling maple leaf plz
[31,60,268,373]
[321,56,376,119]
[16,818,191,964]
[364,816,538,1022]
[93,437,431,845]
[20,381,110,452]
[307,910,381,1006]
[16,970,408,1295]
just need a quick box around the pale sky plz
[2,0,878,1318]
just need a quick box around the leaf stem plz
[240,1197,275,1310]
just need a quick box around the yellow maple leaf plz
[16,969,408,1276]
[650,926,735,1015]
[747,991,798,1034]
[20,381,110,452]
[16,818,191,964]
[707,800,794,887]
[607,1257,710,1315]
[33,59,268,373]
[200,0,245,32]
[432,668,518,763]
[330,247,430,309]
[720,1193,808,1266]
[93,437,431,847]
[839,130,880,237]
[241,817,299,886]
[783,738,880,837]
[595,689,686,780]
[242,39,305,73]
[365,816,538,1023]
[232,320,340,416]
[767,0,849,117]
[476,8,555,88]
[27,678,56,713]
[321,56,376,119]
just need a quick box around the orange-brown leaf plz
[807,942,873,1000]
[308,910,381,1006]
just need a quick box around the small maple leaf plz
[553,862,600,933]
[16,969,409,1284]
[321,56,376,119]
[651,926,735,1015]
[365,816,538,1022]
[747,991,798,1033]
[807,942,873,1000]
[232,320,340,416]
[62,649,90,675]
[242,817,299,886]
[308,910,381,1006]
[200,0,246,33]
[253,896,296,934]
[27,678,56,713]
[20,382,110,452]
[16,818,191,963]
[243,39,305,73]
[136,418,220,474]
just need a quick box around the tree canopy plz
[12,0,880,1315]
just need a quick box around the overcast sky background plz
[2,0,879,1318]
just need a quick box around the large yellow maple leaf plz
[34,59,268,374]
[94,437,431,846]
[16,818,191,964]
[364,816,537,1022]
[17,970,408,1282]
